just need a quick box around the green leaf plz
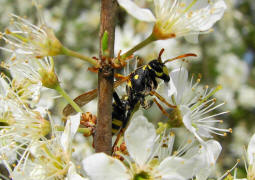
[101,31,109,54]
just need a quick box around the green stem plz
[55,125,65,131]
[54,84,83,113]
[61,46,98,66]
[121,33,156,58]
[77,127,91,134]
[55,125,90,135]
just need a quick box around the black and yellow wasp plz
[63,50,196,136]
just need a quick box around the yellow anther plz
[216,84,222,91]
[229,128,232,133]
[209,28,214,33]
[188,11,193,18]
[210,8,216,14]
[198,73,202,79]
[5,28,11,34]
[180,3,186,7]
[187,139,192,144]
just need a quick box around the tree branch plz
[94,0,117,154]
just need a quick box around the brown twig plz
[94,0,117,154]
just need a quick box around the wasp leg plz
[113,91,122,106]
[150,91,176,109]
[153,98,171,118]
[112,91,126,135]
[112,128,125,154]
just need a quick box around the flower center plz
[133,171,151,180]
[167,107,183,128]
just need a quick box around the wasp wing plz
[63,77,129,116]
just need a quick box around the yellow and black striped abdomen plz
[112,119,123,135]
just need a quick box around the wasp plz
[63,49,196,136]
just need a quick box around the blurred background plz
[0,0,254,178]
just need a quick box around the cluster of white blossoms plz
[0,59,85,179]
[0,0,254,180]
[83,116,222,180]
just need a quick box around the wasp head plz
[148,60,170,83]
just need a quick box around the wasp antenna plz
[164,53,197,64]
[158,48,165,62]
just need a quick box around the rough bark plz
[94,0,117,154]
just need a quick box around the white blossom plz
[167,67,231,143]
[3,54,59,89]
[0,74,41,108]
[216,53,248,91]
[117,0,227,42]
[115,22,143,56]
[0,13,62,59]
[237,85,255,109]
[5,113,87,180]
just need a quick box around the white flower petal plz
[82,153,130,180]
[180,105,204,142]
[161,173,187,180]
[117,0,156,22]
[125,115,156,167]
[69,113,81,139]
[168,68,188,105]
[204,140,222,164]
[195,0,227,31]
[175,0,227,32]
[197,126,213,139]
[61,120,71,153]
[195,140,222,180]
[248,133,255,165]
[157,157,196,179]
[67,162,88,180]
[61,113,81,152]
